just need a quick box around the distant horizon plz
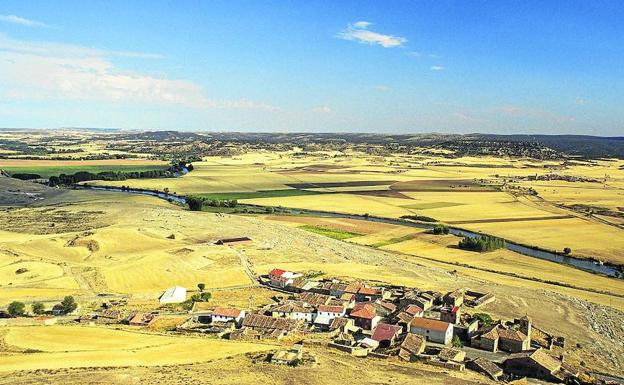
[1,126,623,139]
[1,1,623,135]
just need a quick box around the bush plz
[473,313,493,326]
[191,292,212,302]
[197,283,205,292]
[11,173,41,180]
[59,296,78,314]
[32,302,45,315]
[432,225,449,235]
[563,247,572,255]
[401,215,437,223]
[187,196,204,211]
[458,235,505,252]
[7,301,26,317]
[452,335,462,348]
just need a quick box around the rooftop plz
[409,317,451,332]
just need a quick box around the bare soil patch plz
[286,180,397,189]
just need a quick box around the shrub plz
[473,312,493,326]
[197,283,205,292]
[458,235,505,252]
[31,302,45,315]
[187,196,204,211]
[191,292,212,302]
[59,296,78,314]
[432,225,449,235]
[563,247,572,255]
[7,301,26,317]
[401,215,437,223]
[452,335,462,348]
[11,173,41,180]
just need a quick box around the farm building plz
[503,349,578,382]
[399,333,426,361]
[409,317,454,345]
[440,305,461,324]
[350,303,381,330]
[268,268,302,288]
[371,323,403,348]
[212,307,246,325]
[271,343,303,365]
[215,237,252,245]
[271,301,315,322]
[159,286,187,304]
[129,312,159,327]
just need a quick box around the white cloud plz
[0,34,277,111]
[575,97,588,105]
[0,14,48,28]
[337,21,406,48]
[0,33,162,59]
[430,65,444,71]
[311,105,332,113]
[407,51,421,57]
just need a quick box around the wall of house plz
[410,326,452,344]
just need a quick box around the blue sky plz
[0,1,622,135]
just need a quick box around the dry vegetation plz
[1,131,624,382]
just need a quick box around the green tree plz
[60,296,78,314]
[473,312,493,326]
[451,335,463,348]
[197,283,206,292]
[31,302,45,315]
[432,225,449,235]
[7,301,26,317]
[563,247,572,255]
[187,196,204,211]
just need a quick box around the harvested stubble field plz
[0,345,495,385]
[2,152,624,380]
[0,325,274,372]
[0,159,169,178]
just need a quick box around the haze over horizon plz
[1,1,622,135]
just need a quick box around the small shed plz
[159,286,187,304]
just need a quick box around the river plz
[77,184,623,279]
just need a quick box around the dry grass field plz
[0,344,494,385]
[1,151,624,380]
[83,152,624,264]
[0,325,274,372]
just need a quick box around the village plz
[30,264,596,385]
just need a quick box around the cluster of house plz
[183,268,580,383]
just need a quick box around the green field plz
[196,189,324,201]
[298,225,363,240]
[2,165,170,178]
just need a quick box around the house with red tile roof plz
[409,317,454,345]
[212,307,246,325]
[371,322,403,348]
[349,303,381,330]
[268,268,302,288]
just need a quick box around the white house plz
[268,268,302,288]
[212,307,246,325]
[314,304,346,327]
[159,286,187,304]
[409,317,454,345]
